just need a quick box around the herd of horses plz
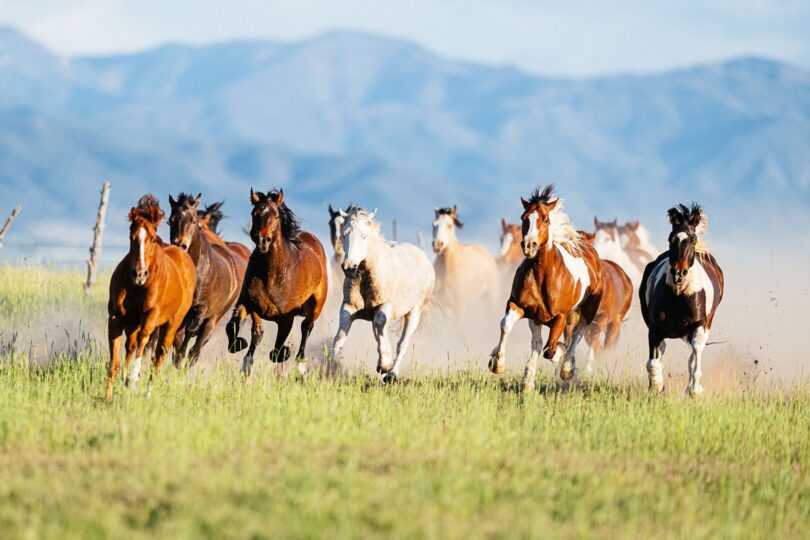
[105,185,724,400]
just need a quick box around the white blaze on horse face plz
[432,214,455,253]
[498,232,513,257]
[557,246,591,307]
[523,210,541,248]
[137,227,146,270]
[676,231,688,242]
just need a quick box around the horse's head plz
[250,188,301,253]
[667,203,706,289]
[432,206,462,254]
[328,204,348,263]
[498,218,521,259]
[342,207,379,276]
[127,195,164,286]
[593,216,619,243]
[198,201,225,234]
[520,185,558,258]
[618,220,640,247]
[168,193,201,251]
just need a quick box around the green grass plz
[1,266,808,539]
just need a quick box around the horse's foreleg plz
[688,326,708,397]
[373,303,394,374]
[521,321,544,393]
[330,305,355,362]
[296,313,315,362]
[241,312,264,379]
[123,329,139,387]
[270,316,293,364]
[647,331,666,393]
[489,302,523,374]
[543,315,567,362]
[106,316,124,400]
[560,317,587,382]
[186,318,215,369]
[386,308,421,383]
[227,304,249,353]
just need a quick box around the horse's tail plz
[419,295,448,332]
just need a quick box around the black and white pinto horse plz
[640,203,724,396]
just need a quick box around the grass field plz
[1,267,808,539]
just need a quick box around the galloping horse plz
[592,216,642,286]
[498,219,524,266]
[432,205,500,317]
[106,195,196,399]
[226,189,328,379]
[489,186,603,392]
[167,193,242,367]
[640,203,724,396]
[331,206,435,382]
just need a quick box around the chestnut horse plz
[641,203,724,396]
[167,193,243,368]
[106,195,196,399]
[226,189,328,379]
[498,219,523,266]
[489,185,603,392]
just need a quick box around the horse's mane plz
[198,201,225,233]
[669,202,710,253]
[528,185,584,252]
[130,194,164,225]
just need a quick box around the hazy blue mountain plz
[0,26,808,261]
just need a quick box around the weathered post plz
[0,205,21,248]
[84,182,111,292]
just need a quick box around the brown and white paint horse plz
[640,203,724,396]
[489,186,603,391]
[432,205,500,317]
[497,219,524,266]
[226,189,328,379]
[106,195,196,399]
[618,220,658,264]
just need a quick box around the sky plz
[0,0,808,76]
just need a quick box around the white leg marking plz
[521,321,543,392]
[688,326,709,396]
[390,309,421,378]
[491,307,521,372]
[331,305,354,361]
[374,304,394,372]
[130,355,142,384]
[647,342,666,392]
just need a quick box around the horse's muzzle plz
[432,240,445,254]
[522,240,539,258]
[257,236,271,253]
[671,268,688,286]
[342,262,359,277]
[131,269,148,286]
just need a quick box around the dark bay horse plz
[640,203,724,396]
[226,189,329,379]
[489,185,603,392]
[106,195,196,399]
[167,193,243,368]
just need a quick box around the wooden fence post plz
[84,182,111,292]
[0,205,21,248]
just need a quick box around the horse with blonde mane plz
[106,195,196,399]
[641,203,723,396]
[331,206,435,383]
[432,205,500,317]
[489,185,603,392]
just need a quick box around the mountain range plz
[0,26,808,261]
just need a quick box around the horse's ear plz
[276,189,284,206]
[250,188,261,205]
[169,195,177,208]
[546,199,559,212]
[501,218,508,230]
[667,207,682,225]
[434,207,440,217]
[194,193,202,207]
[338,209,348,218]
[594,216,599,228]
[520,197,530,210]
[369,208,377,220]
[328,204,337,218]
[611,218,618,227]
[128,208,138,222]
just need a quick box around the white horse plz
[331,207,435,382]
[592,217,642,287]
[432,206,500,317]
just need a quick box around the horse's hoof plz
[560,366,575,382]
[376,361,394,374]
[488,355,505,375]
[296,359,308,376]
[520,379,535,394]
[687,385,704,398]
[269,346,291,363]
[229,337,248,354]
[381,372,398,384]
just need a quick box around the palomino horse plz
[167,193,242,368]
[226,189,328,379]
[432,206,500,317]
[498,219,523,266]
[331,206,435,383]
[106,195,196,399]
[592,217,642,286]
[489,186,603,392]
[641,203,724,396]
[198,201,253,262]
[618,220,657,270]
